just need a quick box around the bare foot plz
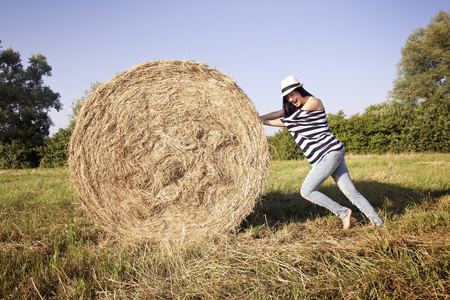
[342,209,352,230]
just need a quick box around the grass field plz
[0,154,449,299]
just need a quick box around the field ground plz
[0,153,449,299]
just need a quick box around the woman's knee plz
[300,187,313,199]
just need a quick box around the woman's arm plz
[259,109,286,127]
[261,118,285,127]
[259,109,284,120]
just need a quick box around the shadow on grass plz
[241,180,450,229]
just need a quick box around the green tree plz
[390,10,450,152]
[391,10,449,103]
[0,42,61,168]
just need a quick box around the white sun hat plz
[281,75,303,97]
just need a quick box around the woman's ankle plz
[343,209,352,230]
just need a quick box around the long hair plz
[282,86,314,117]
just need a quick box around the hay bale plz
[68,60,270,240]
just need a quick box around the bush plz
[267,128,304,160]
[39,127,72,168]
[0,141,38,169]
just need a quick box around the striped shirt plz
[281,109,344,165]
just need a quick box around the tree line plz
[1,11,449,168]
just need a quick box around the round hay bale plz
[68,60,270,241]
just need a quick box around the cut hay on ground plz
[68,60,270,241]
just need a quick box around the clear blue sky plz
[2,0,448,135]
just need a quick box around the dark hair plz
[282,86,314,117]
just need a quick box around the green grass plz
[0,154,449,299]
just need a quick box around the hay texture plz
[68,60,270,240]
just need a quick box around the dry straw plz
[68,60,270,241]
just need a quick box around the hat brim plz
[280,83,303,98]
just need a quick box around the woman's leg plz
[331,159,384,227]
[300,150,351,221]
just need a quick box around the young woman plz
[260,76,384,229]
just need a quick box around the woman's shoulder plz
[302,97,324,111]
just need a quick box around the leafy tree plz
[391,10,449,103]
[390,10,450,152]
[0,42,61,168]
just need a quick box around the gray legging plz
[300,148,384,226]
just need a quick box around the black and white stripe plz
[282,110,344,165]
